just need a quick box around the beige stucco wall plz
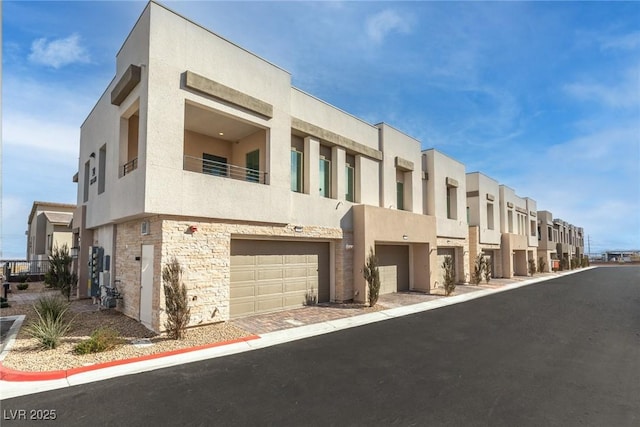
[353,204,437,303]
[378,124,423,214]
[466,172,501,246]
[423,149,467,239]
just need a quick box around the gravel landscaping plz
[0,283,252,372]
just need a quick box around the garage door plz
[375,245,409,295]
[437,248,456,286]
[230,240,329,318]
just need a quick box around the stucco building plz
[26,201,75,262]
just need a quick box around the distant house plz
[26,201,76,261]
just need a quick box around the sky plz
[2,1,639,259]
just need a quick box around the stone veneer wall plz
[158,216,344,332]
[115,216,163,329]
[334,231,354,302]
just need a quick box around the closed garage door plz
[230,240,329,318]
[375,245,409,295]
[437,248,456,286]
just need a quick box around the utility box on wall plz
[89,246,104,297]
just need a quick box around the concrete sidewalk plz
[0,269,592,400]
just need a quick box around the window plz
[246,150,260,183]
[397,182,404,210]
[345,165,354,202]
[47,234,52,252]
[530,220,536,237]
[120,107,139,177]
[98,145,107,194]
[538,226,542,241]
[203,153,227,176]
[83,161,90,202]
[507,210,513,233]
[487,203,494,230]
[319,157,331,198]
[446,186,457,219]
[548,226,553,241]
[291,150,303,192]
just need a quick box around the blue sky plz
[2,1,639,258]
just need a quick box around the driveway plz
[2,267,639,426]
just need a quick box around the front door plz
[140,244,154,329]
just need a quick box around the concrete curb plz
[0,267,596,400]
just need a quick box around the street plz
[2,267,639,426]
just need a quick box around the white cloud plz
[563,66,640,109]
[28,33,90,68]
[366,10,412,44]
[601,31,640,51]
[3,112,80,157]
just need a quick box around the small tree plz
[162,258,191,340]
[44,244,77,301]
[560,256,569,271]
[442,255,456,296]
[537,256,546,273]
[472,255,485,285]
[581,256,590,268]
[528,258,536,276]
[363,247,381,307]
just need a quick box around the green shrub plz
[581,256,590,268]
[363,247,381,307]
[472,255,484,286]
[162,258,191,340]
[44,244,77,300]
[537,257,546,273]
[528,258,536,276]
[17,282,29,291]
[74,328,123,355]
[442,256,456,296]
[26,304,73,350]
[484,259,492,284]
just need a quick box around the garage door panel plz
[284,279,308,293]
[230,285,256,299]
[376,245,409,294]
[230,240,329,318]
[257,268,284,280]
[230,269,256,283]
[284,267,309,279]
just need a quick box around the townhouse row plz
[72,1,585,332]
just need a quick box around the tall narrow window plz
[83,161,90,202]
[508,210,513,233]
[98,144,107,194]
[319,157,331,198]
[397,182,404,210]
[291,149,303,192]
[246,150,260,183]
[530,220,536,237]
[446,186,457,219]
[487,203,494,230]
[345,165,354,202]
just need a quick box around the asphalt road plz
[2,267,639,426]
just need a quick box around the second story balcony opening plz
[183,102,268,185]
[119,101,139,177]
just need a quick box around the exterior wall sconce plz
[189,225,198,233]
[402,235,408,240]
[89,152,96,158]
[70,246,79,259]
[293,226,304,233]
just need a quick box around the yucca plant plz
[26,297,73,350]
[538,256,546,273]
[472,255,485,285]
[528,258,536,276]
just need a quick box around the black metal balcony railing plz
[183,155,267,184]
[123,157,138,176]
[2,259,50,281]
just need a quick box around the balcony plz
[184,155,267,184]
